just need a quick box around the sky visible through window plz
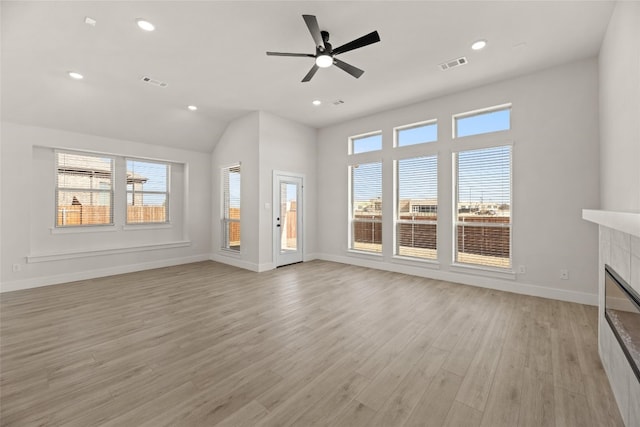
[228,170,240,208]
[353,162,382,203]
[457,145,511,204]
[352,133,382,154]
[127,160,168,207]
[127,160,167,192]
[352,109,511,204]
[397,123,437,147]
[398,156,437,200]
[456,108,510,138]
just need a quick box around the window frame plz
[221,163,241,252]
[453,144,513,271]
[349,130,383,155]
[349,160,383,254]
[394,154,438,261]
[55,149,115,228]
[394,119,438,148]
[125,158,171,225]
[452,103,512,139]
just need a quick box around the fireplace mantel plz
[582,209,640,238]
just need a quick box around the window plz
[126,159,169,224]
[395,121,437,147]
[222,164,241,251]
[351,132,382,154]
[454,145,511,269]
[396,156,437,260]
[56,151,114,227]
[454,105,511,138]
[350,161,382,253]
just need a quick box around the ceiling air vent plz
[141,76,168,88]
[332,99,345,106]
[439,57,468,71]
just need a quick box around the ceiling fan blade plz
[266,52,315,57]
[302,15,325,49]
[302,64,319,82]
[332,31,381,56]
[333,58,365,79]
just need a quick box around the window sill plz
[392,255,440,269]
[27,240,191,263]
[123,223,172,231]
[450,262,516,280]
[50,225,117,234]
[219,248,242,257]
[347,249,383,258]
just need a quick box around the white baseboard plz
[1,254,211,293]
[316,253,598,306]
[210,253,260,272]
[211,253,319,272]
[304,253,318,262]
[258,262,274,272]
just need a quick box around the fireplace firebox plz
[605,264,640,382]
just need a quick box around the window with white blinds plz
[222,164,241,251]
[350,161,382,253]
[126,159,170,224]
[56,151,114,227]
[396,156,437,260]
[455,145,512,269]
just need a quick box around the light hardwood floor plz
[0,260,624,426]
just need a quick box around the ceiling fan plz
[266,15,381,82]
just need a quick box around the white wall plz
[596,4,640,425]
[258,111,317,268]
[210,112,260,270]
[210,111,316,271]
[317,58,601,304]
[0,122,212,292]
[599,1,640,213]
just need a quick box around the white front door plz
[274,172,303,267]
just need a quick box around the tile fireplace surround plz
[583,209,640,426]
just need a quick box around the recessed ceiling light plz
[187,105,198,111]
[312,100,322,106]
[68,71,84,80]
[84,16,96,27]
[136,19,155,32]
[471,40,487,50]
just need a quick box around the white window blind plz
[56,151,114,227]
[455,145,512,268]
[126,159,169,224]
[350,161,382,253]
[396,155,437,260]
[222,164,241,251]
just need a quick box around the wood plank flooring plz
[0,260,624,426]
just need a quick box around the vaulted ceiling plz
[1,1,614,152]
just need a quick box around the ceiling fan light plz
[315,55,333,68]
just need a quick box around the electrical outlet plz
[560,269,569,280]
[518,265,526,274]
[12,264,21,272]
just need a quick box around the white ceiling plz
[1,1,614,152]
